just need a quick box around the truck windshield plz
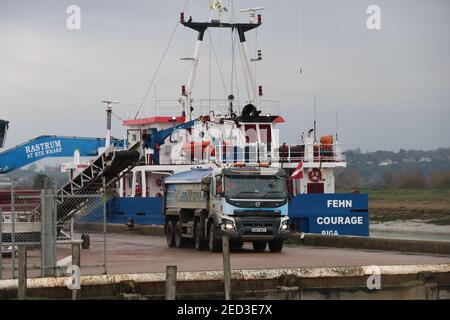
[224,175,287,199]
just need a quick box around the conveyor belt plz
[54,146,140,222]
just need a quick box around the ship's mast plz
[180,3,263,121]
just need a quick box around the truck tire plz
[252,241,267,252]
[174,221,184,248]
[166,220,176,248]
[268,240,284,253]
[194,222,206,251]
[208,223,222,253]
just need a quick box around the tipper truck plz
[163,166,290,253]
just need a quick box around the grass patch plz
[339,188,450,225]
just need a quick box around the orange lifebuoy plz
[309,168,322,183]
[182,141,211,153]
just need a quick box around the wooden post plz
[18,245,27,300]
[0,207,3,280]
[165,265,177,300]
[222,234,231,300]
[71,243,81,300]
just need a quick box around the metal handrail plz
[126,99,281,120]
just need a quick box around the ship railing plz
[162,142,345,165]
[213,144,271,164]
[273,143,346,164]
[125,99,281,120]
[196,99,280,117]
[126,100,182,119]
[211,143,345,165]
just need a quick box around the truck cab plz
[163,165,290,253]
[209,166,290,252]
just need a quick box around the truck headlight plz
[223,219,236,232]
[281,220,289,232]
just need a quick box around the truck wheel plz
[208,224,222,253]
[252,241,267,252]
[166,220,176,248]
[194,222,206,251]
[81,233,90,250]
[268,240,284,253]
[174,221,184,248]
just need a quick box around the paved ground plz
[78,233,450,275]
[3,233,450,277]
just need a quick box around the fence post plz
[222,234,231,300]
[11,182,16,279]
[103,178,107,275]
[0,207,2,280]
[71,242,81,300]
[18,245,27,300]
[41,189,55,277]
[53,186,58,275]
[165,265,177,300]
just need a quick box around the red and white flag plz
[291,161,304,180]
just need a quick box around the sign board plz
[289,194,369,237]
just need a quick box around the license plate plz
[251,227,267,233]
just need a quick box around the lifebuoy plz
[309,168,322,183]
[156,178,163,187]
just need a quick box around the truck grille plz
[242,222,274,228]
[234,210,281,218]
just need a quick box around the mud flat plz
[370,221,450,242]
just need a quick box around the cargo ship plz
[101,3,369,236]
[0,2,369,238]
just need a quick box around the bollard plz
[222,234,231,300]
[71,243,81,300]
[165,265,177,300]
[18,245,27,300]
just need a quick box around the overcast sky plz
[1,0,449,152]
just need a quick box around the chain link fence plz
[0,184,109,280]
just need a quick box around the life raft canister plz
[309,168,322,183]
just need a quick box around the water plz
[370,228,450,242]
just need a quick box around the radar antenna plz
[101,100,119,148]
[240,7,265,23]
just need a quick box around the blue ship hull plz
[84,194,369,237]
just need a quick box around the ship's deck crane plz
[142,116,205,164]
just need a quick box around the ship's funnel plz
[0,119,9,148]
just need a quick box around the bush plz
[430,171,450,188]
[336,169,362,190]
[383,171,427,189]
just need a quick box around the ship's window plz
[127,174,133,196]
[245,125,258,144]
[259,124,272,144]
[127,129,142,146]
[135,173,143,197]
[307,183,324,194]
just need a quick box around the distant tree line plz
[337,169,450,190]
[335,147,450,190]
